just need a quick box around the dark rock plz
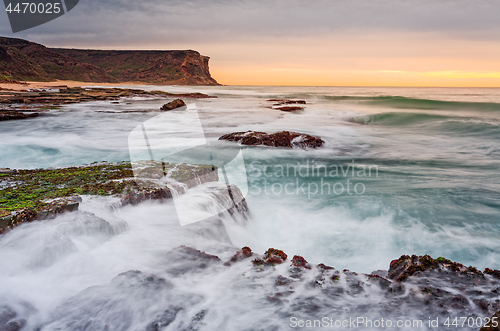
[0,306,16,327]
[275,106,304,112]
[146,306,182,331]
[182,310,208,331]
[160,99,186,111]
[219,131,324,149]
[252,248,288,267]
[0,320,26,331]
[485,268,500,279]
[0,161,218,233]
[165,246,221,276]
[0,306,26,331]
[267,99,306,105]
[0,87,215,109]
[224,246,253,266]
[291,255,311,269]
[120,187,173,206]
[275,275,292,286]
[42,270,178,331]
[0,111,39,121]
[366,274,392,289]
[388,254,484,282]
[317,263,335,270]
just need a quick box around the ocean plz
[0,85,499,330]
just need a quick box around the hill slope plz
[0,37,219,85]
[0,37,113,83]
[53,49,219,85]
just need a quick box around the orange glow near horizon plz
[73,32,500,87]
[210,67,500,87]
[200,34,500,87]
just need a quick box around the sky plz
[1,0,500,87]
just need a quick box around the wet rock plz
[146,306,183,331]
[388,254,483,282]
[0,161,218,233]
[0,111,39,121]
[219,131,324,149]
[252,248,288,267]
[0,197,80,234]
[265,291,294,304]
[275,275,292,286]
[275,106,304,112]
[0,306,26,331]
[0,87,216,109]
[317,263,335,271]
[224,246,253,266]
[181,310,208,331]
[120,187,173,206]
[366,274,392,289]
[165,246,221,276]
[160,98,186,111]
[43,270,178,331]
[267,99,306,105]
[291,255,311,270]
[55,211,128,237]
[485,268,500,280]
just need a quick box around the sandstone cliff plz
[0,37,219,85]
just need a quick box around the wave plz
[349,112,452,126]
[326,95,500,112]
[349,112,500,137]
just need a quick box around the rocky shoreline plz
[0,161,219,234]
[2,244,499,330]
[0,157,498,330]
[0,86,216,120]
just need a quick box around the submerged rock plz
[275,106,304,112]
[0,87,216,107]
[224,246,253,266]
[0,110,39,121]
[219,130,324,149]
[25,246,500,329]
[0,306,26,331]
[160,98,186,111]
[42,270,181,331]
[267,99,306,105]
[145,306,183,331]
[165,246,222,276]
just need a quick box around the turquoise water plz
[0,86,499,273]
[1,86,500,329]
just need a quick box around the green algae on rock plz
[0,161,218,234]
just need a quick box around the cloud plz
[1,0,499,48]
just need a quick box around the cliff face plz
[53,48,219,85]
[0,37,219,85]
[0,37,113,83]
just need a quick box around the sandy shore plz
[0,80,144,91]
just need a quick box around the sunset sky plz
[1,0,499,87]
